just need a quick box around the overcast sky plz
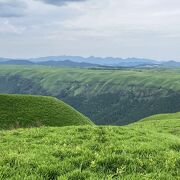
[0,0,180,60]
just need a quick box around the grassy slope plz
[0,66,180,95]
[0,94,92,129]
[0,65,180,125]
[140,112,180,122]
[0,113,179,179]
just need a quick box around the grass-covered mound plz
[0,113,179,179]
[0,94,92,129]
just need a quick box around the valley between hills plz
[0,65,179,179]
[0,65,180,125]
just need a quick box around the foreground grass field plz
[0,94,92,129]
[0,114,179,179]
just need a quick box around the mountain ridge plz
[1,56,180,67]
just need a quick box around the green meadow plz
[0,113,179,179]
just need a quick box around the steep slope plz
[0,94,92,129]
[0,113,179,179]
[0,65,180,125]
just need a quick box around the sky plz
[0,0,180,60]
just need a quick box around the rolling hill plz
[140,112,180,122]
[0,94,92,129]
[0,112,179,179]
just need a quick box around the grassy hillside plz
[140,112,180,122]
[0,94,92,129]
[0,112,179,179]
[0,65,180,125]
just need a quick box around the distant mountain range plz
[38,60,99,67]
[0,56,180,68]
[0,59,100,68]
[0,60,34,65]
[30,56,158,66]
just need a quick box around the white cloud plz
[60,0,180,36]
[37,0,87,6]
[0,20,25,34]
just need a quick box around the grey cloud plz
[38,0,87,6]
[0,0,27,17]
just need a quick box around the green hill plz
[0,65,180,125]
[0,94,92,129]
[0,112,179,179]
[140,112,180,122]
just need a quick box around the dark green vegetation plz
[0,94,92,129]
[0,112,179,179]
[0,65,180,125]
